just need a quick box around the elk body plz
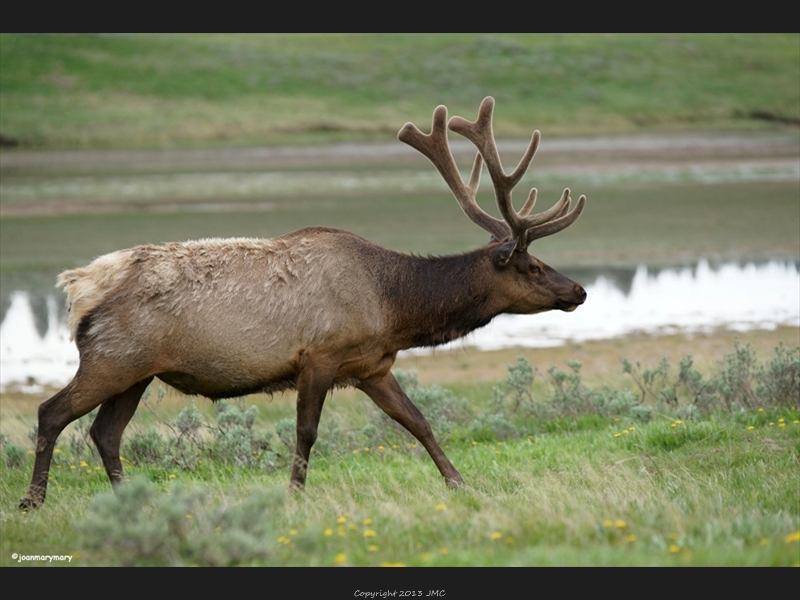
[20,97,587,509]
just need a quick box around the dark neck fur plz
[370,248,500,349]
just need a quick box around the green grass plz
[1,34,798,150]
[2,411,798,566]
[2,344,799,567]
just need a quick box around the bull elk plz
[19,97,586,509]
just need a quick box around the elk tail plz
[57,250,135,341]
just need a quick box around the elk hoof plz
[18,497,40,511]
[445,476,464,489]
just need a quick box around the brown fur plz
[20,98,587,509]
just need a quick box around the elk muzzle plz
[556,282,587,312]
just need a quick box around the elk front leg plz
[359,372,463,488]
[290,364,336,490]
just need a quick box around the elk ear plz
[493,239,517,267]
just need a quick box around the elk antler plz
[398,105,511,242]
[399,97,586,252]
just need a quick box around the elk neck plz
[369,246,501,349]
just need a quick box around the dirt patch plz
[394,326,800,387]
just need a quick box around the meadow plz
[1,333,799,568]
[1,34,798,150]
[1,34,798,570]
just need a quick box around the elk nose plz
[575,284,587,302]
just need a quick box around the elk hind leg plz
[19,368,145,510]
[90,377,154,485]
[359,372,463,488]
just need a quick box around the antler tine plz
[398,106,510,242]
[524,193,586,246]
[518,188,538,217]
[449,97,542,248]
[449,96,585,251]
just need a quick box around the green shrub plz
[3,443,27,469]
[124,428,165,466]
[755,343,800,408]
[79,477,285,566]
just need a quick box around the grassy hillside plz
[1,34,798,150]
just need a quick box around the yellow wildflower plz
[615,520,626,529]
[786,531,800,543]
[490,532,502,540]
[436,503,446,511]
[335,553,347,565]
[669,545,680,553]
[364,529,376,538]
[324,528,333,537]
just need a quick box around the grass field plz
[1,34,798,150]
[1,332,798,567]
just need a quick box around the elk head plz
[398,96,587,315]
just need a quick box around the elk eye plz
[529,264,540,275]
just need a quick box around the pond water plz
[1,259,797,391]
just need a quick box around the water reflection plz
[462,259,799,351]
[1,259,798,390]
